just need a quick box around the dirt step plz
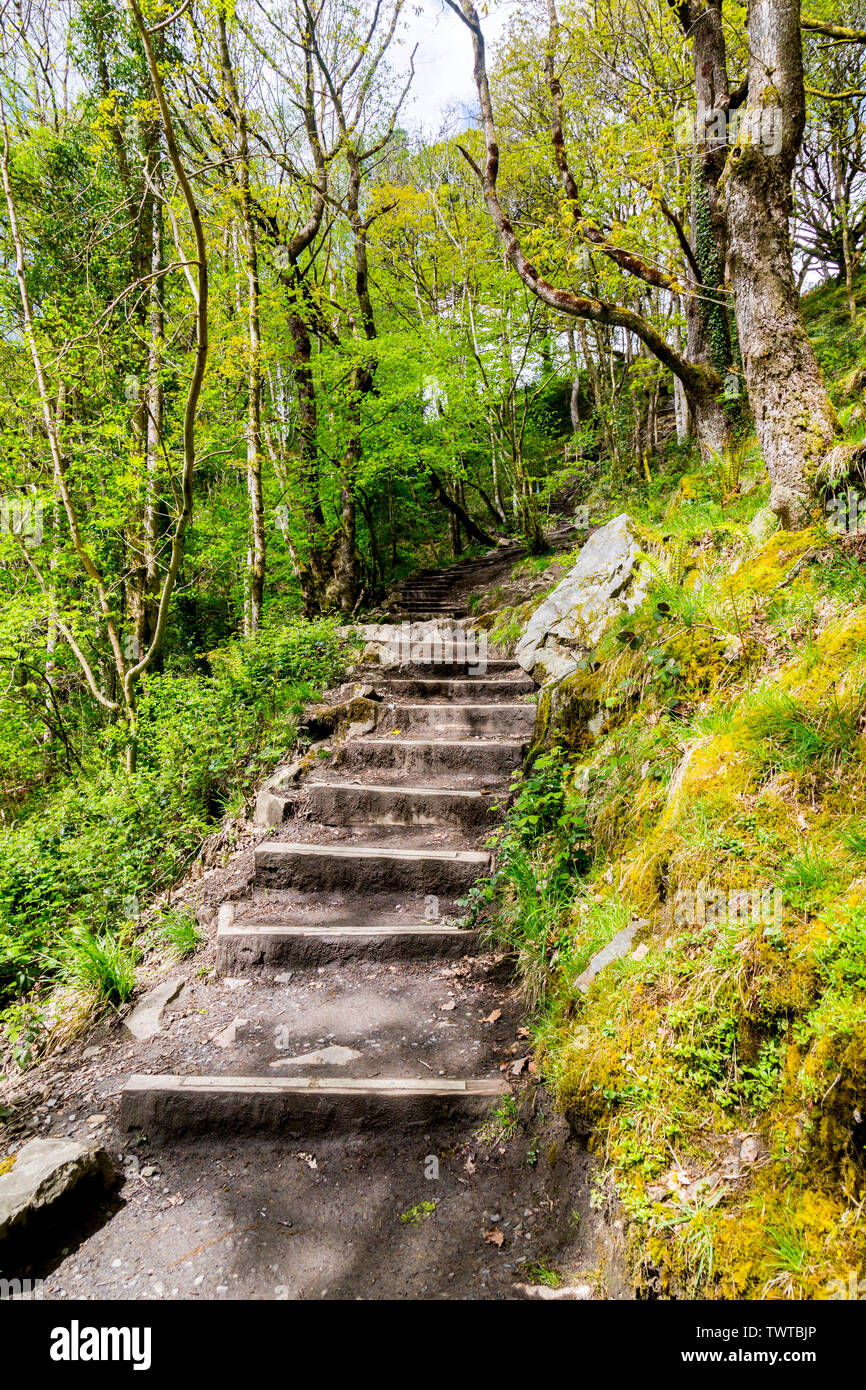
[254,841,491,894]
[383,677,534,700]
[396,602,467,611]
[303,780,502,829]
[120,1075,507,1135]
[216,921,480,971]
[377,703,535,737]
[334,737,527,778]
[397,593,460,602]
[364,660,522,680]
[389,610,470,621]
[395,584,453,595]
[358,658,522,675]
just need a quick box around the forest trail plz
[12,555,619,1300]
[121,616,535,1132]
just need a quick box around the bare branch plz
[443,0,721,403]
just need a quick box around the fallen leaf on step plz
[517,1027,530,1039]
[482,1009,502,1024]
[483,1226,505,1247]
[464,1153,476,1175]
[509,1056,530,1076]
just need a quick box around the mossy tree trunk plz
[723,0,840,525]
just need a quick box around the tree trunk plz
[832,135,857,323]
[566,328,581,431]
[218,12,265,634]
[429,468,498,546]
[283,302,331,615]
[723,0,840,524]
[140,166,164,659]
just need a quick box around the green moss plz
[488,346,866,1298]
[731,527,818,596]
[534,667,606,755]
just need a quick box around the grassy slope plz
[0,620,351,1072]
[484,279,866,1299]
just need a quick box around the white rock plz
[0,1138,115,1244]
[214,1016,250,1049]
[124,979,184,1041]
[513,1282,593,1300]
[515,514,648,685]
[574,920,648,993]
[269,1045,362,1068]
[739,1134,763,1165]
[748,507,778,543]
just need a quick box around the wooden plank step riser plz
[335,738,526,777]
[254,843,491,895]
[303,781,503,829]
[380,665,522,681]
[216,924,479,971]
[381,678,534,700]
[384,705,535,737]
[121,1075,506,1135]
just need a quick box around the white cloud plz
[399,0,513,136]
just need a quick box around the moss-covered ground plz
[481,279,866,1299]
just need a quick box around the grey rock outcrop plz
[0,1138,115,1246]
[515,514,647,685]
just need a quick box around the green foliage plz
[0,618,350,1010]
[484,751,594,1010]
[517,1262,563,1287]
[152,906,202,961]
[399,1201,436,1224]
[480,1094,520,1143]
[55,926,139,1007]
[812,902,866,993]
[746,687,863,776]
[485,285,866,1293]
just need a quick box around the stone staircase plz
[379,520,583,622]
[383,559,517,621]
[120,632,537,1139]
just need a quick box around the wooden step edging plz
[121,1073,508,1134]
[216,920,480,970]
